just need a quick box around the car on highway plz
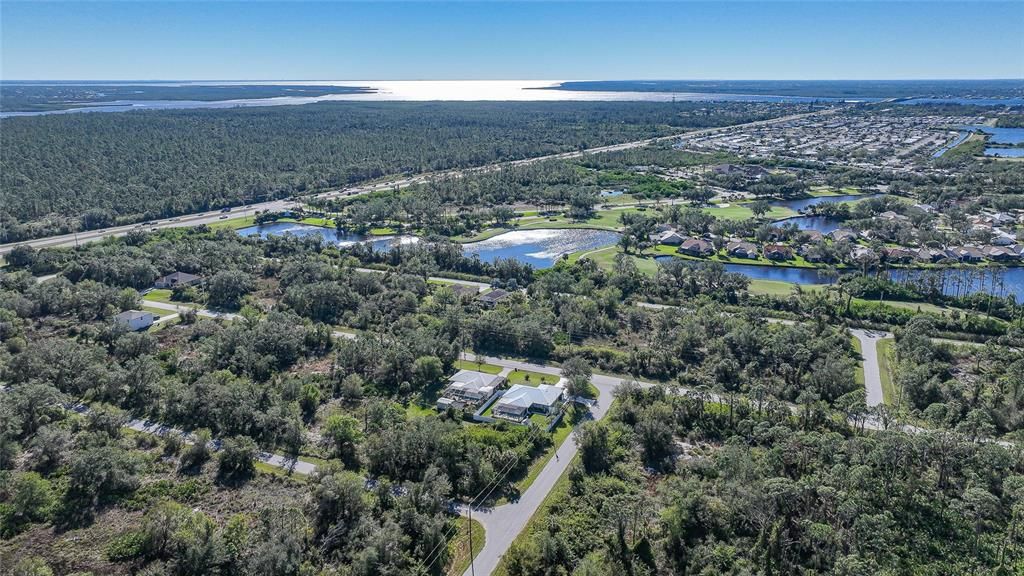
[219,215,229,220]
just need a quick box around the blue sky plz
[2,1,1022,80]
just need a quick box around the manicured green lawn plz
[851,336,865,387]
[507,369,561,387]
[369,227,397,235]
[855,298,953,316]
[746,279,826,296]
[446,518,485,576]
[455,359,503,375]
[704,203,796,221]
[518,207,642,231]
[808,186,861,197]
[143,289,178,304]
[877,338,898,406]
[141,305,174,318]
[568,246,660,275]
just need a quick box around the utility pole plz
[468,507,476,576]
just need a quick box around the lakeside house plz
[801,230,825,243]
[492,382,565,423]
[950,246,986,262]
[658,231,687,246]
[437,370,505,411]
[114,310,157,331]
[829,229,859,243]
[763,244,794,261]
[726,241,759,259]
[154,271,202,289]
[678,237,715,257]
[883,247,915,263]
[983,246,1019,262]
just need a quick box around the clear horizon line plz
[3,77,1023,83]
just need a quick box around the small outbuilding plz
[114,310,157,331]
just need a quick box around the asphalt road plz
[851,328,889,407]
[0,107,835,257]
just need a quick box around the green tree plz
[217,435,257,483]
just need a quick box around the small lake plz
[960,126,1024,157]
[965,125,1024,145]
[239,222,620,269]
[654,256,1024,300]
[237,222,418,251]
[463,229,621,269]
[770,193,879,213]
[768,193,879,233]
[985,148,1024,158]
[776,216,844,234]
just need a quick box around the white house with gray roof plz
[492,382,565,422]
[438,370,505,411]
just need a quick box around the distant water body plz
[0,80,877,118]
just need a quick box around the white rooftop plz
[447,370,503,398]
[496,382,565,411]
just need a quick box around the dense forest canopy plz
[1,226,1022,574]
[505,384,1024,576]
[0,101,799,242]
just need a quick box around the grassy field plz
[141,305,174,318]
[855,298,954,316]
[746,279,827,296]
[405,402,436,419]
[851,336,865,387]
[507,369,562,387]
[455,359,503,374]
[446,518,485,576]
[570,246,661,275]
[518,208,639,231]
[877,338,898,406]
[942,132,987,160]
[704,203,797,221]
[207,215,258,230]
